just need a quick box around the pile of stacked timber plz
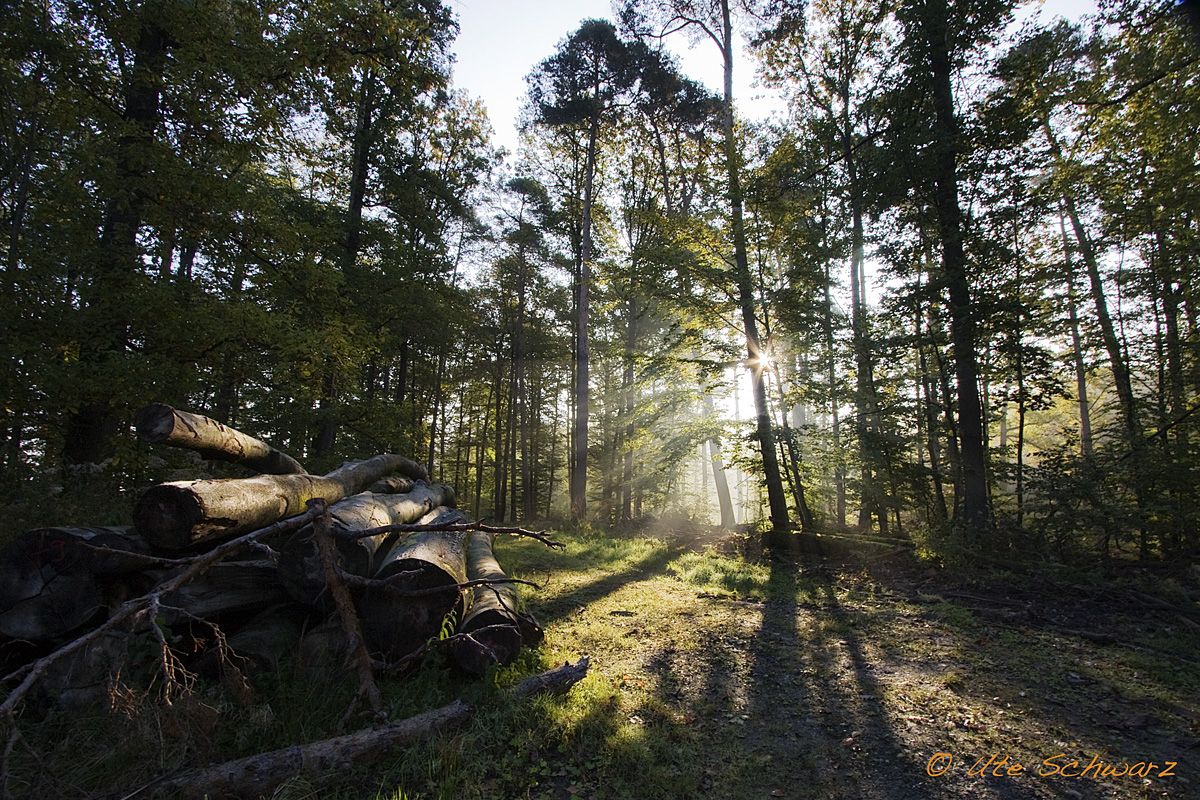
[0,404,556,713]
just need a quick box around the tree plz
[623,0,792,538]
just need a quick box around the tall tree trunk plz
[1045,124,1138,447]
[718,0,789,536]
[824,266,846,527]
[64,14,169,466]
[1059,208,1094,457]
[841,90,877,533]
[571,115,600,520]
[916,0,989,538]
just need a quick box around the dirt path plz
[504,530,1199,800]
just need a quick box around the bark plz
[153,561,288,625]
[0,527,148,640]
[218,605,310,672]
[366,476,416,494]
[135,404,305,475]
[135,454,429,550]
[918,0,989,536]
[357,506,470,661]
[450,532,543,675]
[147,658,590,800]
[278,481,457,607]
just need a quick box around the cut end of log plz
[450,611,524,675]
[134,403,178,443]
[135,484,208,550]
[359,559,464,661]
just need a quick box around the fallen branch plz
[142,657,590,799]
[0,502,328,717]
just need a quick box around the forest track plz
[504,527,1199,800]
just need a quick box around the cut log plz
[152,562,288,624]
[0,527,148,641]
[135,453,429,550]
[146,657,589,799]
[451,532,543,675]
[357,506,469,661]
[277,482,458,607]
[136,403,306,475]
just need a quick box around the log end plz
[135,483,207,550]
[451,611,524,675]
[134,403,178,442]
[359,561,464,661]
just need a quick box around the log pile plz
[0,404,561,715]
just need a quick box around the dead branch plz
[313,509,384,722]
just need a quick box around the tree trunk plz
[278,481,457,606]
[450,532,543,675]
[148,659,589,800]
[1046,127,1138,446]
[918,0,989,537]
[1060,209,1094,457]
[63,12,169,466]
[0,527,147,640]
[571,114,601,520]
[358,506,469,661]
[718,0,789,536]
[135,454,428,550]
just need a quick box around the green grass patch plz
[665,550,772,600]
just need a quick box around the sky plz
[448,0,1100,156]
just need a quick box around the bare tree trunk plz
[571,115,600,521]
[718,0,789,536]
[918,0,989,537]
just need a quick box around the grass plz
[6,527,1199,799]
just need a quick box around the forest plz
[0,0,1198,798]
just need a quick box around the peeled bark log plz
[135,454,429,550]
[147,657,589,799]
[0,527,148,641]
[451,532,543,675]
[278,482,457,607]
[358,506,469,661]
[135,403,305,475]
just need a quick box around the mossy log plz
[135,403,305,475]
[135,454,429,550]
[277,482,457,607]
[0,527,149,641]
[357,506,469,661]
[451,532,543,675]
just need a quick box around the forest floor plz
[8,523,1200,799]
